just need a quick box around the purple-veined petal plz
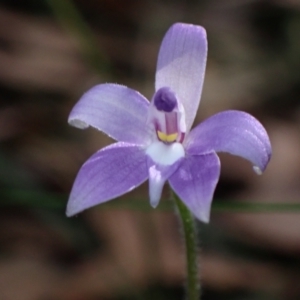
[155,23,207,132]
[69,84,152,145]
[185,110,272,174]
[67,142,148,216]
[169,153,220,223]
[147,156,183,208]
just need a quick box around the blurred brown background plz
[0,0,300,299]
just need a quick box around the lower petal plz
[67,142,148,216]
[146,141,185,165]
[147,156,183,208]
[169,153,220,223]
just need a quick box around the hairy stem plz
[173,192,200,300]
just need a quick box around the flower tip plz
[196,25,207,39]
[172,22,207,42]
[172,22,206,33]
[253,166,263,175]
[199,214,210,224]
[66,200,81,217]
[193,209,210,223]
[68,118,89,129]
[150,201,159,209]
[66,211,73,218]
[65,206,75,217]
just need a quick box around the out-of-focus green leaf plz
[46,0,110,75]
[1,189,300,213]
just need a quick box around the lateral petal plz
[69,84,152,145]
[169,153,220,223]
[67,142,148,216]
[155,23,207,132]
[185,110,272,174]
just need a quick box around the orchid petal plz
[169,153,220,223]
[69,84,152,145]
[155,23,207,132]
[146,141,185,166]
[67,142,148,216]
[147,156,183,208]
[185,110,272,173]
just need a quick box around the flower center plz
[150,87,186,143]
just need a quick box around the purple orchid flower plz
[67,23,271,222]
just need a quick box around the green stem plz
[173,192,200,300]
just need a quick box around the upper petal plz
[69,84,152,145]
[169,153,220,223]
[67,142,148,216]
[155,23,207,132]
[185,110,272,173]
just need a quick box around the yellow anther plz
[157,131,178,143]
